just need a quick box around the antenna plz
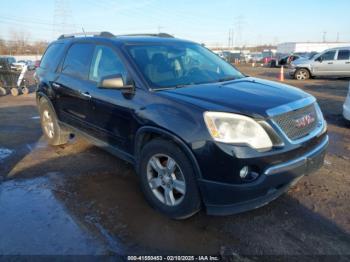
[82,27,86,37]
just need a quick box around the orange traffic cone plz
[279,66,285,81]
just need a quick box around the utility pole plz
[53,0,76,39]
[234,15,245,48]
[228,29,231,49]
[336,32,340,42]
[322,31,327,43]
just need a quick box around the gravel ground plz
[0,67,349,258]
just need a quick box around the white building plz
[277,42,350,54]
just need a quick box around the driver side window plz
[319,51,336,61]
[89,45,127,83]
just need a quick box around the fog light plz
[240,166,249,179]
[240,166,259,181]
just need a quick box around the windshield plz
[126,43,244,89]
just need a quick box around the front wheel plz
[138,139,201,219]
[294,68,310,80]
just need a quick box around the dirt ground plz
[0,67,349,258]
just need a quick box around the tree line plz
[0,31,49,55]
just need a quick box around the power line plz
[53,0,76,38]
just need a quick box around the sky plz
[0,0,349,47]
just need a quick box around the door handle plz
[327,62,333,64]
[52,82,61,88]
[80,91,92,99]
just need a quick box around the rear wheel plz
[139,139,201,219]
[39,98,70,146]
[294,68,310,80]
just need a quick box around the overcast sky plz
[1,0,349,46]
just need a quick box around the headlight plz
[204,112,273,150]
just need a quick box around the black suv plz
[35,32,328,219]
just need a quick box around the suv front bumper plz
[199,135,328,215]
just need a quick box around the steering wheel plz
[186,67,201,77]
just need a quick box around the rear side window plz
[62,43,94,79]
[337,50,350,60]
[40,43,65,71]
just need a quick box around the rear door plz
[334,49,350,76]
[53,42,95,131]
[312,50,337,76]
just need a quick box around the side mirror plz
[98,74,134,91]
[315,56,323,62]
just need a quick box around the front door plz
[312,50,337,76]
[84,44,136,152]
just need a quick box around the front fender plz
[134,126,203,179]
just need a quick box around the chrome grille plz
[272,104,318,140]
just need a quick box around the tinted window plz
[320,51,336,61]
[89,45,127,83]
[8,57,16,64]
[62,43,94,79]
[337,50,350,60]
[40,43,65,71]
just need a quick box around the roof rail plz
[117,33,174,38]
[57,31,115,40]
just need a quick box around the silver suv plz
[290,47,350,80]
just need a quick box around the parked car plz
[250,53,263,63]
[35,32,328,219]
[25,60,36,70]
[220,51,242,63]
[290,47,350,80]
[34,60,41,69]
[270,54,302,68]
[0,56,17,71]
[13,60,27,71]
[343,82,350,121]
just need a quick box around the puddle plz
[0,176,107,255]
[0,148,13,161]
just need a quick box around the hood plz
[159,77,311,118]
[292,57,311,66]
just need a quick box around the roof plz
[55,32,193,45]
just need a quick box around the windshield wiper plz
[151,83,192,91]
[218,76,236,82]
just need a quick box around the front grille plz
[272,104,319,140]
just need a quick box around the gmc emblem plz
[295,113,315,128]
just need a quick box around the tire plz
[38,98,70,146]
[10,88,19,96]
[138,138,201,219]
[0,87,6,96]
[294,68,310,80]
[22,86,29,95]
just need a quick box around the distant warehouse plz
[277,42,350,54]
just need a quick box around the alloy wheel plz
[146,154,186,206]
[42,110,55,138]
[296,70,308,80]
